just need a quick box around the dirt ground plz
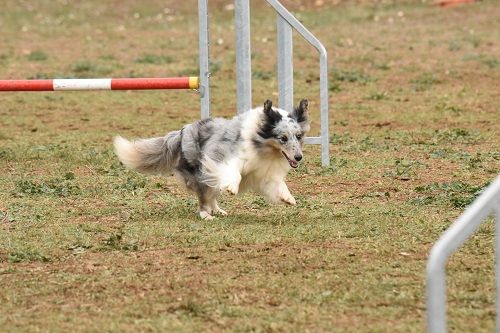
[0,0,499,332]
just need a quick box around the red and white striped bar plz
[0,77,199,91]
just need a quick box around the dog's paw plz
[281,194,296,206]
[223,183,239,196]
[214,208,228,216]
[199,210,215,220]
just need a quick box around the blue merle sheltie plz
[114,99,310,219]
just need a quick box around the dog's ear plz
[263,99,273,114]
[290,99,310,132]
[262,99,281,122]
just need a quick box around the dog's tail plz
[113,130,181,175]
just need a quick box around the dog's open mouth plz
[282,152,299,168]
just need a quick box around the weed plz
[463,54,499,69]
[252,70,272,80]
[465,35,481,48]
[448,41,461,52]
[371,62,390,70]
[330,132,352,145]
[14,176,80,197]
[135,54,174,64]
[0,268,16,274]
[27,50,48,61]
[437,128,480,144]
[384,158,426,180]
[116,176,147,194]
[332,69,373,84]
[28,72,51,79]
[127,70,146,78]
[8,250,51,263]
[210,59,222,74]
[412,73,441,92]
[318,157,348,175]
[176,68,199,77]
[99,54,116,61]
[358,136,376,151]
[72,60,96,73]
[329,82,342,92]
[101,232,139,251]
[67,244,92,255]
[0,148,13,160]
[251,197,269,209]
[366,91,388,100]
[435,101,464,114]
[413,181,486,208]
[174,300,206,317]
[481,57,499,69]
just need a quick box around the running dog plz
[113,99,310,219]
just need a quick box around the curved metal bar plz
[427,175,500,333]
[266,0,329,166]
[198,0,210,119]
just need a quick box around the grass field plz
[0,0,499,332]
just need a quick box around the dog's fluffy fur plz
[113,99,310,219]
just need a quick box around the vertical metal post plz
[496,208,500,333]
[277,15,293,111]
[319,52,329,166]
[426,176,500,333]
[198,0,210,119]
[427,249,447,333]
[234,0,252,114]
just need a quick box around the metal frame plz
[267,0,329,166]
[277,15,293,113]
[198,0,210,119]
[234,0,253,114]
[427,175,500,333]
[233,0,329,166]
[203,0,332,164]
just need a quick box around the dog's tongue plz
[289,160,298,168]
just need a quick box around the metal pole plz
[277,15,293,112]
[427,176,500,333]
[0,77,199,91]
[234,0,252,114]
[427,249,447,333]
[198,0,210,119]
[266,0,329,166]
[319,51,329,166]
[496,207,500,333]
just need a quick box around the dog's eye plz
[296,134,303,140]
[280,136,288,143]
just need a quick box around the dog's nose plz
[294,154,302,161]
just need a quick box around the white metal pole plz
[234,0,252,114]
[427,176,500,333]
[266,0,329,166]
[496,207,500,333]
[277,15,293,112]
[198,0,210,119]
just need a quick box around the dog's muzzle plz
[282,152,299,168]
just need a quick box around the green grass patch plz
[134,54,175,65]
[27,50,48,61]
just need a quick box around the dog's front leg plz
[262,180,296,205]
[221,172,241,196]
[220,158,243,195]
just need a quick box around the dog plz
[113,99,310,219]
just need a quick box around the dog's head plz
[255,99,310,168]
